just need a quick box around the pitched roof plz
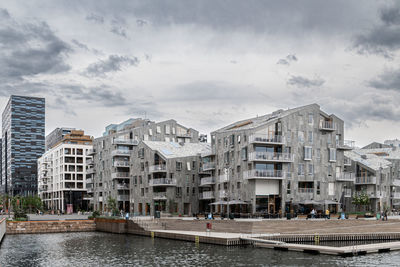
[345,149,393,171]
[143,141,211,159]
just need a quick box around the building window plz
[156,126,161,134]
[298,163,305,175]
[308,113,314,125]
[165,125,170,135]
[287,181,291,194]
[329,148,336,162]
[176,162,182,171]
[317,181,320,195]
[230,134,235,146]
[149,129,153,136]
[241,147,247,161]
[298,131,304,143]
[308,164,314,175]
[186,162,191,171]
[237,135,241,144]
[304,146,312,161]
[308,131,313,144]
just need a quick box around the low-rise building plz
[38,130,93,213]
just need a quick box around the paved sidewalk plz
[27,214,90,221]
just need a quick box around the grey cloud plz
[368,68,400,91]
[110,17,128,38]
[86,13,104,24]
[0,8,10,18]
[277,54,297,65]
[136,19,148,27]
[84,55,139,77]
[71,39,103,55]
[287,75,325,88]
[0,9,70,83]
[353,2,400,58]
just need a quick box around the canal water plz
[1,232,400,266]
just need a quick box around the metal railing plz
[219,190,228,198]
[249,134,284,144]
[298,188,314,193]
[248,152,294,162]
[87,149,96,155]
[117,195,130,201]
[111,172,130,179]
[149,178,177,186]
[113,139,139,145]
[200,177,216,186]
[219,175,229,183]
[344,188,352,197]
[336,172,355,182]
[355,176,377,184]
[200,191,215,199]
[243,169,285,179]
[392,179,400,187]
[117,184,129,190]
[344,157,352,166]
[319,121,336,130]
[149,165,167,172]
[86,167,95,174]
[202,162,216,171]
[113,161,130,167]
[111,149,131,156]
[392,192,400,199]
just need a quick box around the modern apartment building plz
[91,118,199,213]
[202,104,352,215]
[38,130,93,213]
[131,141,210,216]
[344,145,400,212]
[384,139,400,148]
[1,95,45,196]
[45,127,77,151]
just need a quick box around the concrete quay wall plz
[0,219,6,243]
[6,220,96,234]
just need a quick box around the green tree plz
[352,192,370,212]
[107,196,119,216]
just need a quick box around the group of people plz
[310,208,330,219]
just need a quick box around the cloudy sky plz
[1,0,400,146]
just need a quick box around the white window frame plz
[304,146,312,161]
[329,148,336,162]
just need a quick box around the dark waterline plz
[1,232,400,266]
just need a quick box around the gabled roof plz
[143,141,211,159]
[345,149,392,172]
[212,103,331,133]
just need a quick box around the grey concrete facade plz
[130,141,210,216]
[203,104,352,215]
[91,118,199,213]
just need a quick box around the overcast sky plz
[1,0,400,146]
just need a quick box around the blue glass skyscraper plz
[1,95,45,196]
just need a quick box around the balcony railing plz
[113,161,130,167]
[86,167,95,174]
[392,179,400,187]
[111,149,131,157]
[219,190,228,198]
[219,175,229,183]
[87,187,94,193]
[149,165,167,173]
[337,140,355,150]
[111,172,130,179]
[113,138,139,145]
[199,191,215,200]
[117,195,130,201]
[176,132,192,138]
[249,134,284,145]
[243,170,286,180]
[336,172,355,182]
[392,192,400,199]
[200,177,216,186]
[319,121,336,131]
[355,191,385,198]
[86,178,93,184]
[153,192,167,199]
[248,152,294,162]
[149,178,177,186]
[86,159,94,165]
[355,176,377,184]
[202,162,216,171]
[116,184,129,190]
[87,149,96,155]
[298,188,314,193]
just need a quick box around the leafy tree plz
[107,196,119,216]
[352,192,370,212]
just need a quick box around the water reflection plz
[1,232,400,266]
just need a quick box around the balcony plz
[88,149,96,155]
[337,140,355,150]
[249,134,284,145]
[86,178,93,184]
[336,172,355,182]
[117,195,130,201]
[355,176,377,185]
[86,159,94,165]
[149,178,177,187]
[176,132,192,138]
[199,191,215,200]
[111,172,130,179]
[392,192,400,199]
[219,190,228,198]
[98,196,103,202]
[39,185,48,191]
[248,152,294,162]
[149,165,167,173]
[243,169,286,180]
[200,177,216,186]
[355,191,385,198]
[219,175,229,183]
[86,167,95,174]
[117,184,129,190]
[319,121,336,131]
[153,192,167,200]
[113,138,139,146]
[113,161,130,167]
[344,157,352,166]
[202,162,216,171]
[87,187,94,193]
[344,188,352,198]
[392,179,400,187]
[111,149,131,157]
[298,188,314,193]
[83,196,93,201]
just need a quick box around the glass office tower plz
[1,95,45,196]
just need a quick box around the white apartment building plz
[38,143,93,213]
